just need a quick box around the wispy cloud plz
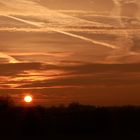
[0,52,19,63]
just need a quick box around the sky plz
[0,0,140,106]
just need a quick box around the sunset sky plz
[0,0,140,106]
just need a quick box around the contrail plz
[52,29,117,49]
[6,15,117,49]
[1,0,117,49]
[0,0,111,27]
[6,15,44,27]
[112,0,123,26]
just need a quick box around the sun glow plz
[24,95,32,103]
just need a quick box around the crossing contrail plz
[105,0,135,63]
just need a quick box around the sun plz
[24,95,32,103]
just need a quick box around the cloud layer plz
[0,62,140,106]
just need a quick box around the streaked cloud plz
[0,63,140,106]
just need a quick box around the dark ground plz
[0,97,140,139]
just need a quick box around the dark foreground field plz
[0,98,140,139]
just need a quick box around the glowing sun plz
[24,95,32,103]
